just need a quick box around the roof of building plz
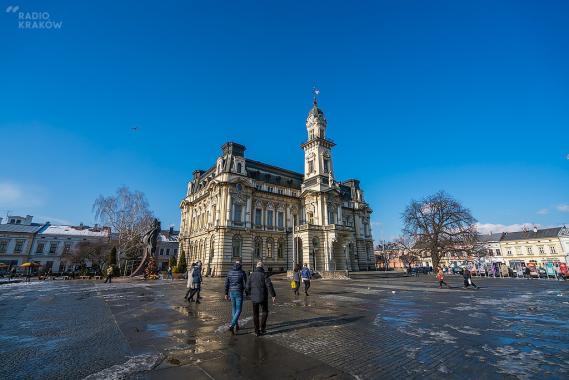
[245,159,303,189]
[501,227,562,241]
[0,223,46,234]
[477,233,502,242]
[40,225,110,237]
[159,230,179,242]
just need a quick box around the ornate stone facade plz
[179,100,374,276]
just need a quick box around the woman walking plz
[188,261,203,303]
[292,264,301,296]
[463,269,479,289]
[436,267,449,288]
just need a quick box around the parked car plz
[538,267,547,278]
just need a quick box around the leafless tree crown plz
[93,186,154,259]
[401,191,477,269]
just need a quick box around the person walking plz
[224,260,247,335]
[436,267,449,288]
[187,261,203,303]
[301,263,312,296]
[185,262,196,300]
[463,269,479,289]
[245,261,276,337]
[292,264,301,296]
[104,265,113,283]
[166,265,173,281]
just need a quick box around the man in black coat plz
[245,261,276,336]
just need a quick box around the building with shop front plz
[179,99,374,276]
[498,226,568,268]
[0,215,48,268]
[30,224,111,272]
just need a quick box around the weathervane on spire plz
[312,86,320,104]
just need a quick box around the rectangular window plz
[15,240,24,253]
[527,247,533,255]
[277,212,284,228]
[267,243,273,258]
[328,210,335,224]
[308,160,314,173]
[550,246,556,254]
[49,242,57,254]
[267,210,274,227]
[277,241,284,258]
[323,159,329,172]
[174,249,178,255]
[495,249,501,256]
[36,243,45,254]
[160,248,164,256]
[0,240,7,253]
[166,248,170,256]
[538,246,545,254]
[233,204,242,224]
[63,243,71,254]
[255,209,262,226]
[487,249,493,256]
[507,249,512,256]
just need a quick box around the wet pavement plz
[1,275,568,379]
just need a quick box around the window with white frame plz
[267,210,274,228]
[277,211,284,228]
[538,246,545,254]
[49,242,57,254]
[15,240,24,253]
[526,246,533,255]
[36,243,45,254]
[550,246,556,254]
[496,249,501,256]
[507,249,512,256]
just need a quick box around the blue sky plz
[1,0,568,241]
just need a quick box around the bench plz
[94,276,102,280]
[79,276,90,280]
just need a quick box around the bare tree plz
[393,235,419,270]
[402,191,478,269]
[93,186,154,263]
[62,240,111,269]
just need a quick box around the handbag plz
[290,280,297,289]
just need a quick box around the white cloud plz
[476,223,539,235]
[0,180,44,208]
[0,182,22,204]
[537,208,549,215]
[557,204,569,213]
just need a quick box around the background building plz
[0,215,48,268]
[499,226,568,268]
[31,224,111,272]
[179,100,374,276]
[156,226,179,270]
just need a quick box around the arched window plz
[237,163,242,173]
[254,237,262,259]
[277,238,284,259]
[232,235,242,258]
[266,238,274,258]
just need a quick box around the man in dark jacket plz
[225,261,247,335]
[245,261,276,336]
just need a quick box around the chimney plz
[533,226,538,233]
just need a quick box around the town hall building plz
[179,99,374,276]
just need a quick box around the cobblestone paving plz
[1,275,568,379]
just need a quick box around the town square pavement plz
[1,274,568,380]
